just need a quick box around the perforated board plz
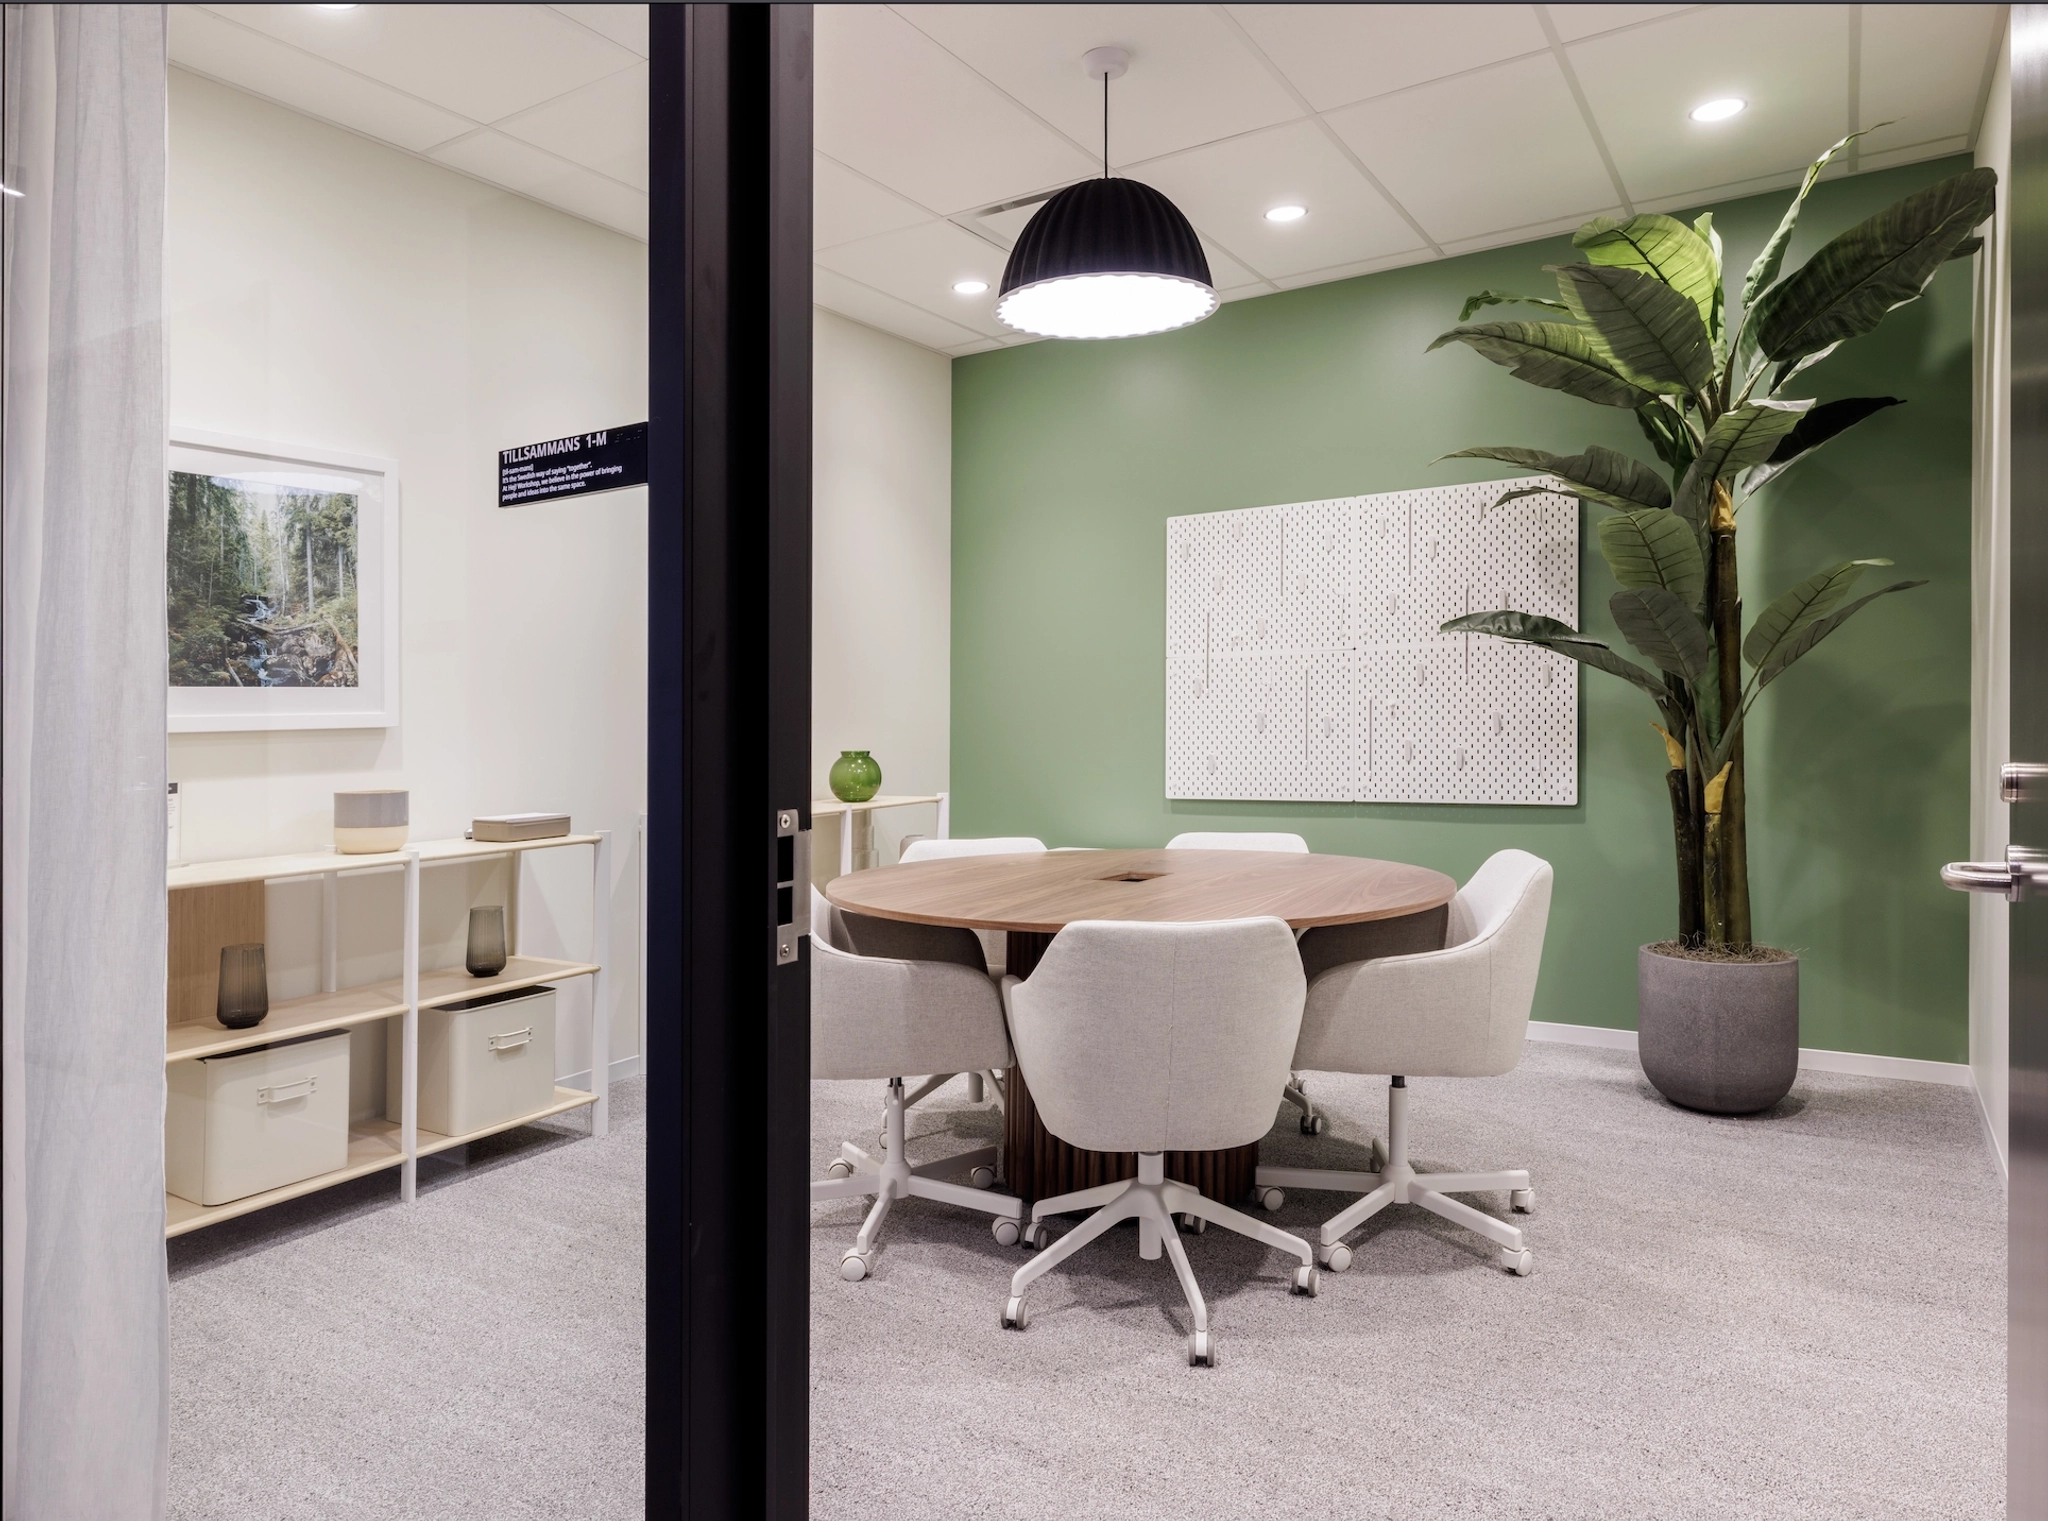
[1165,477,1578,806]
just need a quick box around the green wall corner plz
[950,157,1976,1064]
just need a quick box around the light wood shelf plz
[164,1086,599,1237]
[166,1118,407,1237]
[416,955,599,1010]
[809,794,941,818]
[168,832,605,890]
[417,1086,597,1157]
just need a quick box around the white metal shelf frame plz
[164,830,612,1233]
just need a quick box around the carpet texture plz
[168,1081,645,1520]
[809,1044,2004,1520]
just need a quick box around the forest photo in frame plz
[167,431,399,731]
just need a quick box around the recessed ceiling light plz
[1265,205,1307,223]
[953,280,989,295]
[1689,97,1746,123]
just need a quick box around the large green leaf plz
[1674,400,1813,525]
[1599,510,1706,610]
[1756,579,1928,686]
[1439,444,1672,512]
[1458,290,1573,322]
[1551,263,1714,397]
[1742,559,1891,669]
[1949,235,1986,261]
[1744,397,1903,492]
[1752,166,1997,363]
[1574,213,1721,337]
[1440,610,1667,697]
[1635,400,1698,481]
[1609,586,1712,681]
[1428,321,1661,409]
[1740,129,1872,314]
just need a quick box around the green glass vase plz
[829,750,882,803]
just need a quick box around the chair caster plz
[1299,1113,1327,1135]
[1001,1296,1028,1330]
[1255,1186,1285,1212]
[1509,1187,1534,1214]
[1318,1242,1352,1273]
[1187,1330,1217,1367]
[1176,1212,1206,1234]
[1021,1221,1052,1250]
[969,1165,995,1189]
[991,1217,1021,1247]
[839,1250,871,1283]
[825,1159,854,1179]
[1501,1246,1534,1277]
[1291,1264,1321,1297]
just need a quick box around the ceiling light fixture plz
[953,279,989,295]
[996,47,1216,341]
[1689,97,1746,123]
[1265,205,1307,223]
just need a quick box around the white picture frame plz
[167,430,400,732]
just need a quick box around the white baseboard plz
[557,1053,642,1089]
[1526,1020,1973,1087]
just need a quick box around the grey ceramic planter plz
[1637,945,1800,1114]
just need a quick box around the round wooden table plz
[824,849,1456,1205]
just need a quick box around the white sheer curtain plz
[1,6,169,1516]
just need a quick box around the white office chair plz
[999,918,1320,1366]
[899,834,1045,1004]
[1256,850,1553,1277]
[809,898,1024,1281]
[1165,831,1309,853]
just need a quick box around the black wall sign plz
[498,422,648,507]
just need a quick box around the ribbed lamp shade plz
[996,178,1217,340]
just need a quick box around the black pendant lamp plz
[996,48,1216,340]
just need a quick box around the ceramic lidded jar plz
[828,751,882,803]
[334,788,409,854]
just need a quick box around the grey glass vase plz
[466,906,508,977]
[216,943,269,1029]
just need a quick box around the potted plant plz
[1431,136,1995,1113]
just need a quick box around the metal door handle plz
[2003,763,2048,803]
[257,1076,316,1104]
[487,1027,532,1051]
[1942,846,2048,901]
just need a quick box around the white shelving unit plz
[811,793,948,876]
[163,830,612,1239]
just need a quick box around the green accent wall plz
[951,158,1977,1064]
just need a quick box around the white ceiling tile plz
[1439,206,1627,257]
[970,200,1043,247]
[496,61,647,190]
[1326,54,1614,244]
[1225,4,1548,113]
[814,269,988,353]
[1130,120,1426,280]
[816,154,935,250]
[946,337,1012,356]
[1569,5,1851,203]
[1854,135,1975,175]
[898,4,1304,164]
[169,8,474,152]
[427,129,646,237]
[1861,5,2004,148]
[1545,5,1701,43]
[549,4,648,58]
[815,221,1013,337]
[1267,250,1443,291]
[197,3,639,124]
[1199,236,1267,293]
[815,4,1098,215]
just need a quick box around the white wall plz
[167,71,648,1104]
[811,309,952,868]
[1971,20,2012,1178]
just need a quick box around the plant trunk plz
[1707,483,1752,947]
[1666,767,1703,946]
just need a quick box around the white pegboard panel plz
[1165,477,1578,806]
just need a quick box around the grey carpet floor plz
[810,1045,2005,1521]
[167,1080,645,1521]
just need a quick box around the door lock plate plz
[775,807,811,965]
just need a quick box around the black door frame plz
[646,6,812,1517]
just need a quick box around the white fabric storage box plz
[165,1030,351,1207]
[396,984,557,1137]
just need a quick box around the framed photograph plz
[167,431,400,732]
